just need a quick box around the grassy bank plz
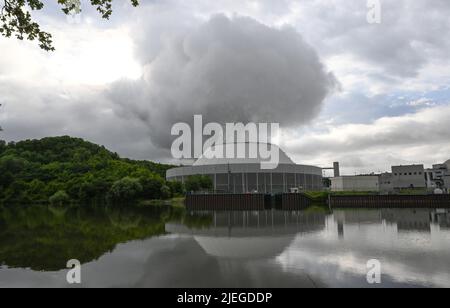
[304,191,379,205]
[138,197,185,208]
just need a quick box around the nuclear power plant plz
[167,141,450,195]
[166,143,337,193]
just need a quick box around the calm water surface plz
[1,205,450,288]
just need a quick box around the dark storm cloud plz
[108,14,337,149]
[0,80,169,161]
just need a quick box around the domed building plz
[166,143,323,193]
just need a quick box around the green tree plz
[0,155,26,174]
[0,155,27,190]
[168,180,185,197]
[49,190,70,206]
[109,177,143,202]
[0,0,139,51]
[160,184,171,200]
[43,180,64,198]
[199,176,213,191]
[1,180,31,203]
[138,173,165,200]
[27,179,46,201]
[185,175,213,193]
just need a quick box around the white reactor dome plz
[193,142,295,166]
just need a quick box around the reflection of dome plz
[166,223,296,259]
[165,210,327,259]
[194,236,295,259]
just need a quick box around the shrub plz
[49,190,70,206]
[109,177,143,201]
[160,185,171,200]
[185,175,213,193]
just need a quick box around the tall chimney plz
[333,162,340,177]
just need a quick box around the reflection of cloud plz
[280,249,450,288]
[276,215,450,288]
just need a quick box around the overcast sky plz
[1,0,450,174]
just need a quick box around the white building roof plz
[193,143,295,166]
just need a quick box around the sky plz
[1,0,450,175]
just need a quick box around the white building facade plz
[167,143,323,193]
[425,160,450,192]
[331,175,380,192]
[391,165,426,190]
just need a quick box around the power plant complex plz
[330,160,450,194]
[166,143,450,194]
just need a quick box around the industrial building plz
[330,175,380,192]
[379,172,394,193]
[425,160,450,192]
[391,164,426,190]
[331,161,450,194]
[331,165,428,193]
[166,143,324,193]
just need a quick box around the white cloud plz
[407,98,435,107]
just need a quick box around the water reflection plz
[0,205,182,271]
[334,209,434,237]
[383,209,431,232]
[0,206,450,288]
[278,208,450,288]
[167,211,326,259]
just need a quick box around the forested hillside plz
[0,136,181,205]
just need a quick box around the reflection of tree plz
[176,212,214,230]
[0,205,175,271]
[107,208,142,231]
